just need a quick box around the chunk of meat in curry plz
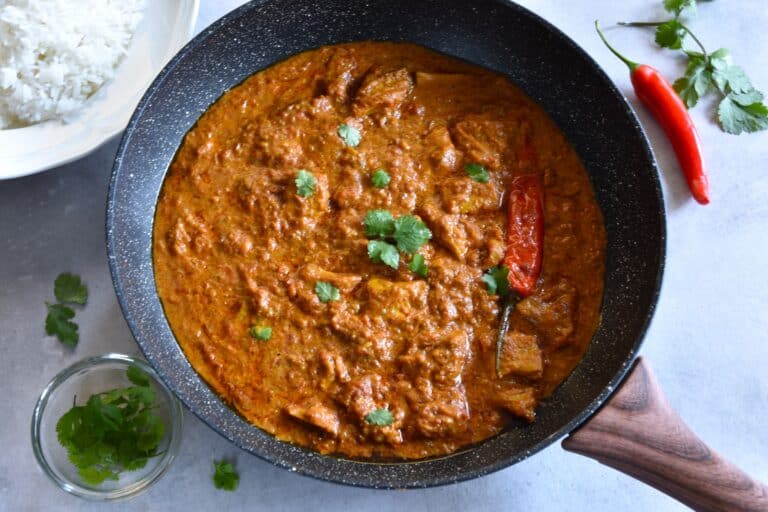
[153,42,606,459]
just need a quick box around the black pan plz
[107,0,664,490]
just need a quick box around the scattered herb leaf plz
[368,240,400,269]
[465,163,490,183]
[482,265,510,296]
[315,281,340,303]
[46,273,88,347]
[392,215,432,254]
[54,273,88,305]
[55,369,165,485]
[213,461,239,491]
[249,326,272,341]
[365,408,394,427]
[295,170,316,197]
[408,253,428,278]
[371,169,391,188]
[338,124,361,147]
[363,210,395,237]
[45,303,78,347]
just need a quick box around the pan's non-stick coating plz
[107,0,665,488]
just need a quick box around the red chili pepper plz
[504,174,544,297]
[595,21,709,205]
[496,143,545,378]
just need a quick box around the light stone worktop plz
[1,1,766,510]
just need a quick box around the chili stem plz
[617,21,665,26]
[594,20,640,72]
[495,293,520,378]
[618,20,708,58]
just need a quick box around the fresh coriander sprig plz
[45,272,88,347]
[363,210,395,237]
[364,408,394,427]
[392,216,432,254]
[464,163,490,183]
[619,0,768,134]
[362,210,432,275]
[315,281,340,303]
[249,325,272,341]
[371,169,391,188]
[295,170,316,197]
[45,303,78,347]
[408,254,428,278]
[368,240,400,269]
[213,460,239,491]
[482,265,511,296]
[54,273,88,305]
[338,123,361,147]
[56,366,165,485]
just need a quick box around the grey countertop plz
[2,1,767,510]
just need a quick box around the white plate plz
[0,0,200,180]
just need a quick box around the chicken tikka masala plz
[153,42,606,459]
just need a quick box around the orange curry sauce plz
[153,42,605,459]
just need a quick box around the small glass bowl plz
[31,353,183,500]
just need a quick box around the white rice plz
[0,0,145,129]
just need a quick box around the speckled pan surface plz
[107,0,665,489]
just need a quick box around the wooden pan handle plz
[562,357,768,511]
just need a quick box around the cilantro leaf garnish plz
[315,281,340,303]
[338,124,361,147]
[408,253,428,278]
[621,2,768,134]
[368,240,400,269]
[365,408,394,426]
[371,169,391,188]
[55,368,165,485]
[295,170,316,197]
[363,210,432,269]
[54,273,88,305]
[363,210,395,237]
[464,163,490,183]
[482,265,510,296]
[213,461,239,491]
[45,303,78,347]
[393,215,432,254]
[249,325,272,341]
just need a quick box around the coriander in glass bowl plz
[31,353,183,500]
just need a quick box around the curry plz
[153,42,606,459]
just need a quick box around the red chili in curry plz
[495,173,544,378]
[153,42,606,459]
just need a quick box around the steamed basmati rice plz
[0,0,145,129]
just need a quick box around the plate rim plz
[0,0,201,180]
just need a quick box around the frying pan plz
[106,0,768,508]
